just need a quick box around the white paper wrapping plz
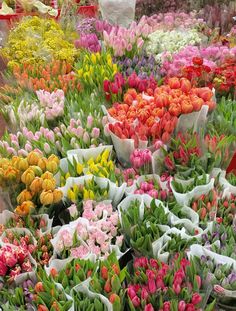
[99,0,136,28]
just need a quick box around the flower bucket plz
[77,5,98,17]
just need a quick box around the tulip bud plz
[41,171,53,180]
[48,154,60,165]
[15,201,35,216]
[17,158,29,171]
[21,169,35,185]
[27,151,42,166]
[38,157,48,171]
[191,293,202,305]
[40,190,54,205]
[42,178,56,191]
[53,189,63,203]
[17,190,33,205]
[46,161,58,174]
[30,165,43,177]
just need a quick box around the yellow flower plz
[89,163,99,173]
[17,158,29,171]
[91,54,97,64]
[46,161,58,174]
[30,166,43,177]
[30,177,43,193]
[17,190,33,205]
[27,151,42,166]
[87,158,94,166]
[38,157,48,171]
[21,169,35,185]
[15,201,35,216]
[76,163,84,175]
[41,171,53,180]
[101,149,110,162]
[48,155,60,165]
[68,189,76,203]
[42,178,56,191]
[53,189,63,203]
[83,188,90,200]
[77,69,83,78]
[40,190,54,206]
[65,172,71,180]
[113,64,118,73]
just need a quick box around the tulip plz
[42,178,56,191]
[178,301,186,311]
[27,151,41,166]
[131,296,141,307]
[17,158,29,171]
[163,301,171,311]
[17,189,33,204]
[38,157,48,171]
[144,304,155,311]
[40,190,54,205]
[41,171,53,180]
[191,293,202,305]
[46,161,58,174]
[48,154,60,165]
[53,189,63,203]
[21,169,35,185]
[15,201,35,216]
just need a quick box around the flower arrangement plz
[1,16,77,67]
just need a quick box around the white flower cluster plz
[146,29,202,62]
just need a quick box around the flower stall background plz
[0,0,235,310]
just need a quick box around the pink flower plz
[156,276,165,289]
[131,296,141,307]
[148,278,157,294]
[2,251,17,268]
[68,204,78,219]
[43,143,51,154]
[127,287,137,300]
[76,224,89,240]
[163,301,171,311]
[173,282,181,294]
[110,213,119,226]
[101,242,110,253]
[144,304,154,311]
[83,132,90,144]
[141,287,149,300]
[21,259,32,272]
[0,261,7,276]
[115,235,124,247]
[61,230,73,248]
[9,266,21,279]
[191,293,202,305]
[87,116,93,128]
[178,301,186,311]
[71,245,89,258]
[91,127,100,139]
[164,156,175,171]
[185,303,195,311]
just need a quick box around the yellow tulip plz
[83,189,90,200]
[15,201,35,216]
[88,190,95,200]
[48,155,60,165]
[27,151,42,166]
[41,171,54,180]
[65,172,71,180]
[4,167,19,180]
[87,158,94,166]
[42,178,56,191]
[40,190,54,205]
[17,190,33,205]
[30,166,43,177]
[46,161,58,174]
[21,169,35,185]
[76,163,84,175]
[77,69,83,78]
[30,177,43,193]
[38,157,48,171]
[53,189,63,203]
[17,158,29,171]
[101,149,110,162]
[68,189,76,203]
[91,53,97,64]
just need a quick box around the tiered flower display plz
[0,5,235,311]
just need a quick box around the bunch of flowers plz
[33,269,73,311]
[130,149,153,175]
[77,17,98,35]
[103,72,157,102]
[67,178,109,203]
[14,151,62,216]
[171,174,209,194]
[122,168,139,187]
[76,52,118,90]
[0,244,34,283]
[161,45,236,77]
[89,252,126,310]
[146,29,202,62]
[12,61,80,94]
[115,54,160,80]
[216,194,236,225]
[50,258,97,294]
[1,229,36,254]
[132,176,171,201]
[201,222,236,260]
[121,199,169,256]
[0,213,49,235]
[54,212,123,259]
[103,20,150,57]
[1,16,77,68]
[0,116,109,158]
[127,255,208,311]
[34,232,53,266]
[190,190,218,222]
[0,157,21,188]
[60,148,123,186]
[75,33,101,53]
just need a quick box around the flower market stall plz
[0,0,235,310]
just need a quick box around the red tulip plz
[192,57,203,66]
[191,293,202,305]
[168,77,181,89]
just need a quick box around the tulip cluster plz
[15,151,62,216]
[171,174,208,194]
[190,190,218,222]
[0,244,34,283]
[75,33,101,53]
[60,148,123,186]
[216,194,236,225]
[127,255,204,311]
[121,199,169,256]
[33,269,73,311]
[130,149,152,175]
[133,177,170,201]
[89,252,125,310]
[76,52,118,90]
[35,232,53,266]
[73,291,107,311]
[50,258,97,294]
[1,229,36,254]
[12,61,80,94]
